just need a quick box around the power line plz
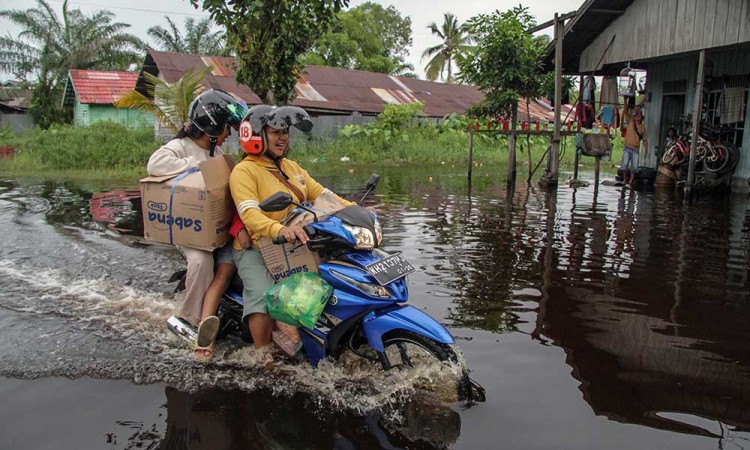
[44,0,206,17]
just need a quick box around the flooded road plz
[1,167,750,449]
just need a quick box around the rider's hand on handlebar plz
[278,225,309,245]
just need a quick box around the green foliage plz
[302,2,413,76]
[148,17,225,56]
[422,13,474,83]
[340,102,426,145]
[0,122,159,171]
[192,0,348,104]
[460,6,547,117]
[114,65,213,130]
[0,0,145,128]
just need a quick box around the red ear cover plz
[239,120,263,154]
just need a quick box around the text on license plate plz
[365,253,415,285]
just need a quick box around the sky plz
[0,0,584,80]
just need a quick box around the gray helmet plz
[239,105,313,157]
[265,106,314,133]
[243,104,275,134]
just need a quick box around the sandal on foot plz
[194,316,220,362]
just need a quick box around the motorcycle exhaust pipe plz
[166,315,197,344]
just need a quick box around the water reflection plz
[532,185,750,437]
[158,387,460,450]
[390,170,750,438]
[2,169,750,446]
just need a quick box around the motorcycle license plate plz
[365,253,415,285]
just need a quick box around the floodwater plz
[1,166,750,450]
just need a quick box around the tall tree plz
[191,0,349,104]
[0,0,144,128]
[460,6,548,182]
[421,13,473,83]
[114,65,213,130]
[302,2,413,76]
[148,17,225,56]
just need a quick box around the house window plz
[702,74,749,148]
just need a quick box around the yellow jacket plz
[229,155,353,249]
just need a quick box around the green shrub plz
[296,110,619,172]
[0,121,160,172]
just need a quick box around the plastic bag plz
[264,272,332,329]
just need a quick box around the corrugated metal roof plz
[138,50,482,117]
[137,50,573,120]
[138,51,262,105]
[68,70,140,104]
[540,0,637,74]
[0,88,31,111]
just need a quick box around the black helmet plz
[188,89,247,137]
[265,106,313,133]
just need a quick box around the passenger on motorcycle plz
[147,89,248,360]
[230,105,354,348]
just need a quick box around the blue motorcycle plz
[167,174,485,402]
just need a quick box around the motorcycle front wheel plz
[380,330,486,402]
[380,329,457,369]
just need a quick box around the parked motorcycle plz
[167,174,485,402]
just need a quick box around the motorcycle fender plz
[362,305,454,353]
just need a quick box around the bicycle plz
[660,125,707,166]
[699,122,739,174]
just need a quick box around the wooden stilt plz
[686,49,706,198]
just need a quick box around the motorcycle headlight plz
[342,224,375,250]
[373,218,383,246]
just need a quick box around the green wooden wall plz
[74,101,154,129]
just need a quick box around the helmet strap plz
[209,137,218,157]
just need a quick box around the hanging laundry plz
[580,75,597,129]
[582,75,596,104]
[599,76,619,109]
[598,106,617,127]
[720,87,747,124]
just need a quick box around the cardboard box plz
[256,237,321,282]
[140,156,234,251]
[255,192,345,282]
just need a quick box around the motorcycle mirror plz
[365,173,381,191]
[259,192,293,212]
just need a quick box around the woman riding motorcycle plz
[230,105,354,348]
[147,89,247,360]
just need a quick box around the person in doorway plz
[229,105,354,349]
[621,105,648,187]
[664,126,677,148]
[147,89,247,361]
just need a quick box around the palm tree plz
[148,17,225,56]
[114,65,213,130]
[421,13,473,83]
[0,0,145,127]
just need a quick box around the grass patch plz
[292,130,624,173]
[0,122,159,174]
[0,119,625,180]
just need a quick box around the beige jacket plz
[146,137,223,177]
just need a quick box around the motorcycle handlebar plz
[272,225,316,245]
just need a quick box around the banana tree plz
[114,65,213,130]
